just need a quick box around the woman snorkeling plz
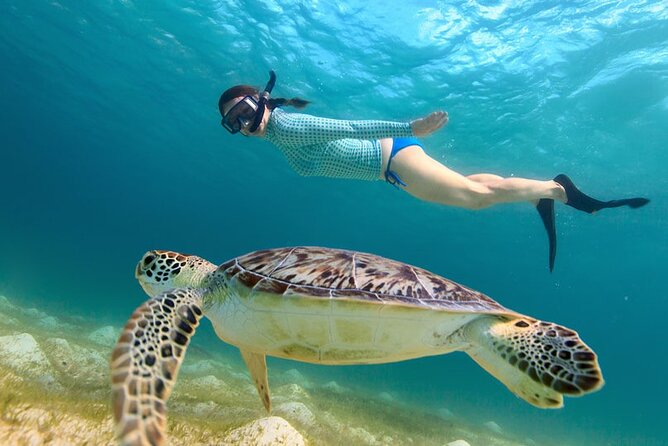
[219,71,649,271]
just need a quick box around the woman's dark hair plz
[218,84,310,117]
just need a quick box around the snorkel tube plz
[248,70,276,133]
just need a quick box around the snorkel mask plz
[221,70,276,134]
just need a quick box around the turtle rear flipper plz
[111,288,205,446]
[240,350,271,411]
[463,316,604,408]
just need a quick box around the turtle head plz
[135,250,216,297]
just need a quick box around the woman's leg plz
[384,145,649,271]
[390,147,566,209]
[466,173,503,183]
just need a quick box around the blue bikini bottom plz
[384,137,423,188]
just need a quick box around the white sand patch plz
[181,358,231,376]
[0,333,50,372]
[484,420,503,434]
[24,308,49,319]
[448,440,472,446]
[0,295,15,310]
[0,406,115,445]
[349,426,378,445]
[221,416,305,446]
[437,407,455,419]
[274,383,310,402]
[379,391,395,402]
[43,338,108,386]
[0,296,19,327]
[87,325,120,347]
[282,368,312,388]
[275,401,316,427]
[322,380,346,394]
[319,410,342,430]
[188,374,232,392]
[37,315,60,330]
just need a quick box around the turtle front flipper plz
[462,315,604,408]
[111,287,204,446]
[240,349,271,412]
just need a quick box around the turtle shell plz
[216,247,511,314]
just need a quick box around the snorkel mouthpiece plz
[248,70,276,133]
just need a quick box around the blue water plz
[1,0,666,444]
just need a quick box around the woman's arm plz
[270,111,409,144]
[270,109,447,145]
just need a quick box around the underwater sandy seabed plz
[0,293,559,446]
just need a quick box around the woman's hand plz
[410,111,448,136]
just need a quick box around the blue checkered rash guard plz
[263,108,414,180]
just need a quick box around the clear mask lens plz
[222,96,258,134]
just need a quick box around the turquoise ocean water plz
[1,0,666,444]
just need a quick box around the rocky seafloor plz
[0,294,540,446]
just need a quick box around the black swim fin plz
[536,199,557,272]
[554,174,650,214]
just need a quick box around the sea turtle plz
[111,247,604,445]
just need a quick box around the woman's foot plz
[537,174,650,272]
[554,174,650,214]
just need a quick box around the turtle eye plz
[143,254,156,266]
